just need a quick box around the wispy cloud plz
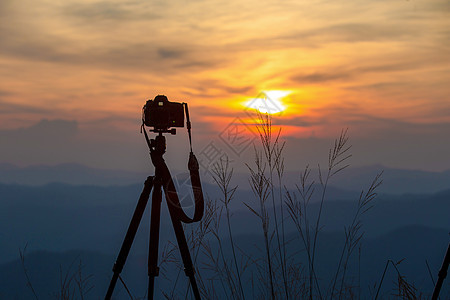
[291,71,352,84]
[0,0,449,171]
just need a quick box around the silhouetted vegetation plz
[13,113,448,299]
[155,113,436,299]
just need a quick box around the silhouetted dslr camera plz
[143,95,184,131]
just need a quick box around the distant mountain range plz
[0,163,148,186]
[1,180,449,264]
[1,226,448,299]
[0,163,449,299]
[1,163,450,194]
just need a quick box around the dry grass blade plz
[19,245,39,300]
[74,261,94,300]
[330,171,383,299]
[244,202,262,219]
[253,111,291,298]
[328,128,352,178]
[211,156,246,299]
[212,157,237,206]
[395,274,421,300]
[311,130,353,299]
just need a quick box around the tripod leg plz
[148,179,163,300]
[167,204,202,300]
[105,176,154,300]
[432,243,450,300]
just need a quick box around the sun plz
[245,90,290,114]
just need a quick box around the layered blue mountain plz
[0,164,449,298]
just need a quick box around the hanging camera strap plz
[184,102,193,153]
[183,102,204,222]
[153,154,203,223]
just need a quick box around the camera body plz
[143,95,184,130]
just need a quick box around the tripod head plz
[149,133,166,156]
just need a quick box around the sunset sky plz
[1,0,449,173]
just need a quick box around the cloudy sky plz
[1,0,449,173]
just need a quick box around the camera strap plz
[182,102,204,222]
[141,123,152,149]
[183,103,193,153]
[154,153,204,223]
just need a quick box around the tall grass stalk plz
[329,171,383,299]
[212,157,245,300]
[375,259,423,300]
[204,206,238,299]
[20,245,93,300]
[245,147,275,299]
[286,129,352,299]
[310,128,352,299]
[285,165,316,295]
[19,245,39,300]
[186,194,218,300]
[197,197,239,300]
[254,112,289,299]
[162,194,217,299]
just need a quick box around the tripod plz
[105,132,204,300]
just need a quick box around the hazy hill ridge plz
[2,163,450,194]
[1,180,449,263]
[0,226,448,299]
[1,164,449,298]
